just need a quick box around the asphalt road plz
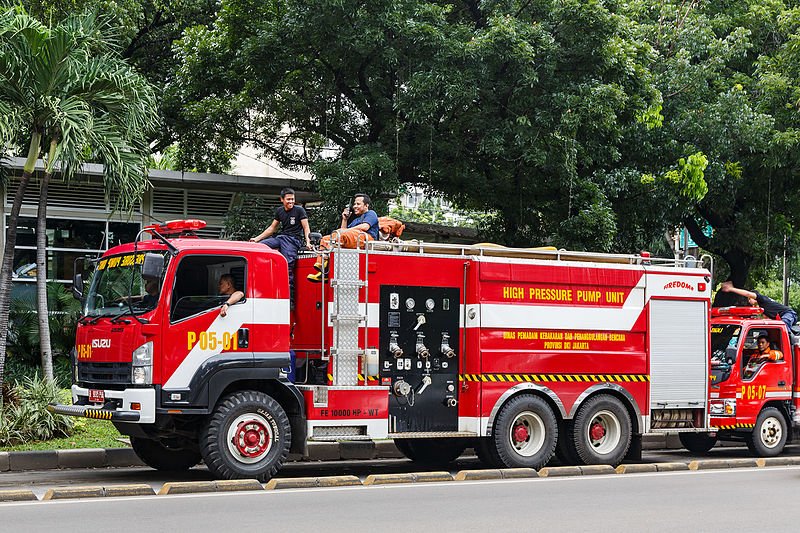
[2,444,799,498]
[3,466,800,532]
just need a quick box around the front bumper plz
[47,385,156,423]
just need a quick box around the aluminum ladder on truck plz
[329,243,365,386]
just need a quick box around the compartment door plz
[649,299,708,408]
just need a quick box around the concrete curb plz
[7,455,800,502]
[758,456,800,467]
[688,458,761,471]
[0,489,37,502]
[265,475,361,490]
[616,464,658,474]
[363,471,453,485]
[43,486,105,500]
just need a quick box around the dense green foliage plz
[6,283,80,384]
[171,0,659,244]
[0,374,73,446]
[7,0,800,292]
[615,1,800,290]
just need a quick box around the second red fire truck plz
[51,220,713,480]
[679,306,799,456]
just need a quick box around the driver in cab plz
[744,334,783,379]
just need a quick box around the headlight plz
[709,398,735,416]
[132,341,153,384]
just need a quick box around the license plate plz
[88,389,105,403]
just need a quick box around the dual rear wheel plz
[479,393,632,469]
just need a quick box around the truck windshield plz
[710,324,741,384]
[85,252,169,317]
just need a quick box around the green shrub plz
[0,375,74,446]
[7,282,80,384]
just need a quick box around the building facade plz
[1,157,315,290]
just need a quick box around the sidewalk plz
[0,433,695,473]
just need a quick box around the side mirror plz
[72,273,83,300]
[309,232,322,247]
[142,253,165,280]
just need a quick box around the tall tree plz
[21,0,218,152]
[0,7,157,385]
[171,0,658,243]
[615,1,800,291]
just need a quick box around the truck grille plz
[77,362,131,386]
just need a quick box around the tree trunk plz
[36,171,53,381]
[0,171,33,404]
[712,249,752,307]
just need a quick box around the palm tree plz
[0,7,157,391]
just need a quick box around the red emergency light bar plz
[144,219,207,237]
[711,306,763,317]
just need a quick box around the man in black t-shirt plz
[721,281,798,333]
[250,188,311,300]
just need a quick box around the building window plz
[7,216,140,283]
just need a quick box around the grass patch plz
[0,417,126,451]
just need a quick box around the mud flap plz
[625,434,642,461]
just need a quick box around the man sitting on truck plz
[720,281,798,335]
[307,193,379,283]
[250,188,312,302]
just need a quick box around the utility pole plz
[783,234,789,305]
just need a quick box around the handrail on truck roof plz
[360,239,708,269]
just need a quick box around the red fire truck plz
[679,307,798,456]
[51,220,712,480]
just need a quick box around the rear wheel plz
[490,395,557,469]
[394,438,468,465]
[746,407,787,457]
[201,390,291,481]
[130,436,201,471]
[679,433,717,454]
[572,395,631,466]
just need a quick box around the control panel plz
[379,285,460,432]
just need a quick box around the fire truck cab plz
[51,220,713,481]
[681,307,799,456]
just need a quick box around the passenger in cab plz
[218,274,244,317]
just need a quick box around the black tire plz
[745,407,788,457]
[555,419,580,465]
[201,390,291,481]
[572,395,631,466]
[393,438,468,465]
[130,436,201,471]
[490,395,557,469]
[679,432,717,454]
[474,437,502,468]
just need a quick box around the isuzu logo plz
[91,339,111,348]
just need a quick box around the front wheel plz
[130,436,201,471]
[490,395,557,469]
[572,395,631,466]
[746,407,787,457]
[201,390,291,481]
[679,432,717,454]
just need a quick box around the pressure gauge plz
[405,297,416,310]
[425,298,435,311]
